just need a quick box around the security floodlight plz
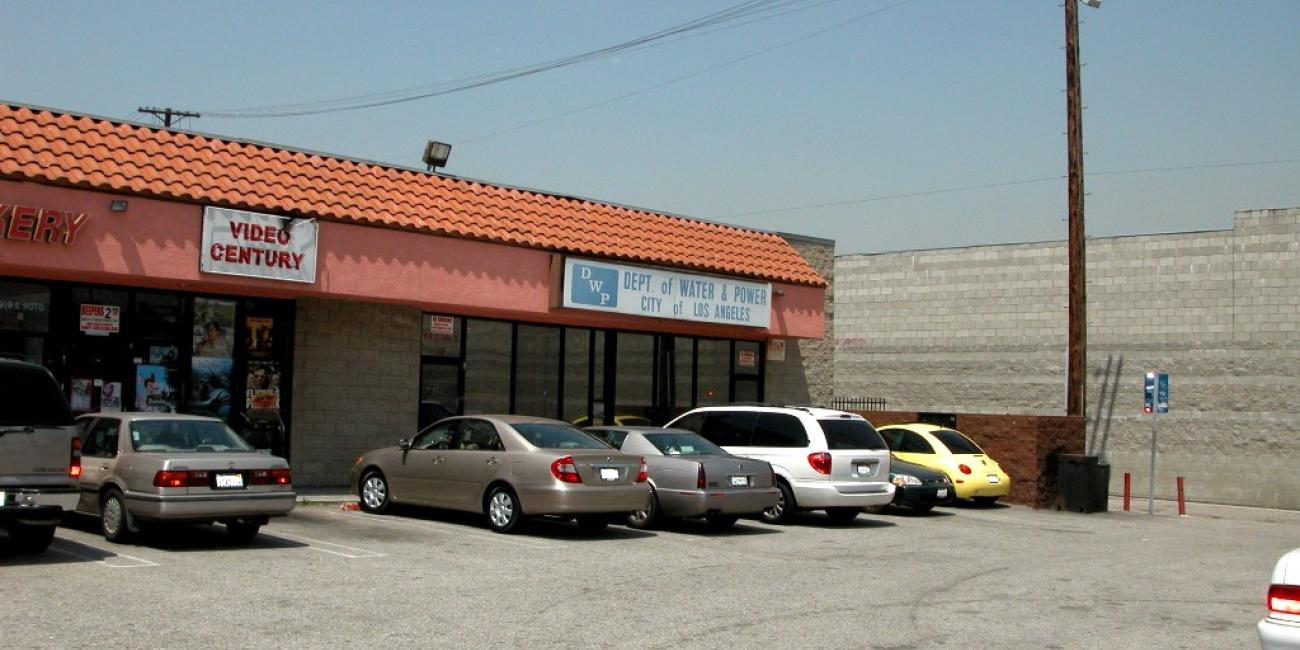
[422,140,452,171]
[1081,0,1101,8]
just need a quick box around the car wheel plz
[100,489,131,543]
[825,507,861,523]
[226,519,262,543]
[761,480,797,525]
[972,496,999,507]
[704,514,740,530]
[485,486,522,534]
[627,488,659,529]
[6,523,56,554]
[910,503,935,514]
[576,516,608,532]
[359,470,391,514]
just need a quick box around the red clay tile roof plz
[0,104,825,287]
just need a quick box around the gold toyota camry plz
[350,415,651,533]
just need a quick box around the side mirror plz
[398,438,411,451]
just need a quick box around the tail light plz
[808,452,832,475]
[153,470,211,488]
[697,465,707,489]
[251,468,292,485]
[958,464,972,475]
[1269,584,1300,615]
[550,456,582,483]
[68,436,82,478]
[636,458,648,483]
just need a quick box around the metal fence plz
[829,397,887,412]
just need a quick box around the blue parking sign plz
[1156,373,1169,414]
[1144,372,1169,414]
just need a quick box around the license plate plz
[987,474,1000,484]
[599,468,619,482]
[729,475,749,487]
[854,464,872,477]
[215,473,245,489]
[937,488,948,498]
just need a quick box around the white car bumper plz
[789,478,894,509]
[1260,617,1300,649]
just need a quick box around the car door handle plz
[486,457,499,465]
[433,456,444,464]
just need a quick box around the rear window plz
[0,363,72,427]
[513,423,608,450]
[642,433,726,457]
[931,429,983,455]
[818,419,886,451]
[131,419,252,452]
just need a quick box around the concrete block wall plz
[290,298,421,486]
[835,208,1300,510]
[766,234,835,407]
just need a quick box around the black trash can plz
[1056,454,1110,513]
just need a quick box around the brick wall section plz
[290,299,421,486]
[861,411,1084,506]
[836,208,1300,510]
[766,234,835,407]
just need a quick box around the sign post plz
[1144,371,1169,515]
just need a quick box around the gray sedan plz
[349,416,652,534]
[584,427,780,530]
[74,413,295,543]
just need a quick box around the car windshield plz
[130,419,253,453]
[642,432,726,456]
[818,419,887,450]
[513,423,608,450]
[931,429,984,455]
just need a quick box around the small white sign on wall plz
[767,339,787,362]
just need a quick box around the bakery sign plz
[200,206,318,283]
[0,202,90,245]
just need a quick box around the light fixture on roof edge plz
[422,140,452,172]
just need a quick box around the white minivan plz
[666,406,893,523]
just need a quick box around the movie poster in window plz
[245,360,281,411]
[149,345,178,365]
[192,298,235,358]
[101,382,122,413]
[246,316,274,358]
[189,357,233,421]
[70,378,92,412]
[135,365,177,412]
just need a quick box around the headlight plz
[891,474,922,486]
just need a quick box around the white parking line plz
[266,532,386,559]
[351,512,565,550]
[46,542,159,568]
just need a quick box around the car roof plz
[682,405,864,419]
[879,423,950,432]
[77,412,224,422]
[456,414,569,426]
[586,426,696,435]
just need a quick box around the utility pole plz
[137,106,200,128]
[1065,0,1088,419]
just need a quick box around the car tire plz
[704,514,740,530]
[576,516,608,532]
[100,489,131,543]
[226,519,262,543]
[6,522,56,554]
[761,480,798,525]
[485,485,522,534]
[972,496,999,507]
[627,488,659,529]
[359,470,391,514]
[910,504,935,514]
[825,507,861,523]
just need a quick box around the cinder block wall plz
[290,299,421,486]
[836,208,1300,510]
[767,234,835,407]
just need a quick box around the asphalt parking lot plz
[2,498,1295,649]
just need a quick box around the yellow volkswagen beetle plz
[876,423,1010,504]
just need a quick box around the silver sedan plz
[74,413,295,543]
[350,416,651,534]
[584,427,779,530]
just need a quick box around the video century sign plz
[561,257,771,328]
[200,206,318,283]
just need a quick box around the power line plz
[461,0,916,144]
[196,0,827,119]
[721,157,1300,218]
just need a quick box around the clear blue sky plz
[4,1,1297,254]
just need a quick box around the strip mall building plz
[0,103,833,486]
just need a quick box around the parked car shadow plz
[951,500,1012,510]
[0,533,120,565]
[387,503,658,541]
[642,518,782,537]
[790,512,897,529]
[867,506,957,518]
[59,512,307,552]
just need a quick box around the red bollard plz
[1176,476,1186,516]
[1123,472,1131,512]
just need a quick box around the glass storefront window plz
[0,280,50,333]
[422,314,462,358]
[563,328,591,423]
[514,324,559,418]
[735,340,761,376]
[673,337,693,410]
[696,339,729,407]
[615,332,654,421]
[464,319,511,414]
